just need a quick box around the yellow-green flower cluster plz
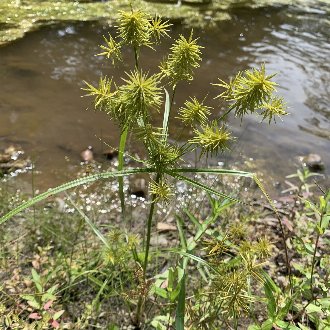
[149,179,173,203]
[215,64,287,122]
[190,121,233,156]
[161,32,203,85]
[178,96,212,126]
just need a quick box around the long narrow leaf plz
[66,194,110,248]
[118,126,129,214]
[170,167,253,178]
[162,88,171,144]
[175,275,185,330]
[171,250,219,274]
[0,168,155,225]
[167,171,243,204]
[193,199,235,245]
[176,215,187,251]
[184,208,202,231]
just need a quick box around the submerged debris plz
[304,153,325,172]
[0,145,30,175]
[80,145,94,163]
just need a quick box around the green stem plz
[170,85,177,112]
[310,208,325,302]
[254,175,293,292]
[118,126,129,216]
[135,173,161,326]
[218,107,233,122]
[31,161,36,230]
[134,46,139,70]
[143,172,161,277]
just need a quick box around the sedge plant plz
[0,7,289,328]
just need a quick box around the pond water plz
[0,5,329,191]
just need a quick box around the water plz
[0,5,329,190]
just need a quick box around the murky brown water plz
[0,5,329,190]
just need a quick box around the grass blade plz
[162,88,170,144]
[171,250,219,274]
[66,193,110,248]
[175,274,185,330]
[170,167,253,178]
[0,168,155,225]
[176,215,187,251]
[184,208,202,231]
[118,126,129,215]
[167,171,243,204]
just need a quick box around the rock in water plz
[305,153,324,171]
[129,175,149,198]
[0,145,30,174]
[80,146,94,162]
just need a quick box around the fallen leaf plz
[44,300,53,310]
[51,319,60,328]
[157,222,177,232]
[29,312,42,320]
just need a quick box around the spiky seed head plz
[260,96,288,124]
[214,64,278,119]
[118,70,162,124]
[117,9,151,49]
[239,241,254,254]
[161,31,203,84]
[178,96,212,126]
[149,15,171,43]
[240,252,266,283]
[126,233,140,249]
[253,236,272,259]
[189,120,234,156]
[97,34,122,65]
[135,124,165,145]
[148,142,183,170]
[82,76,118,114]
[149,179,173,203]
[228,222,247,242]
[213,270,252,317]
[103,230,138,266]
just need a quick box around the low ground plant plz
[0,6,329,330]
